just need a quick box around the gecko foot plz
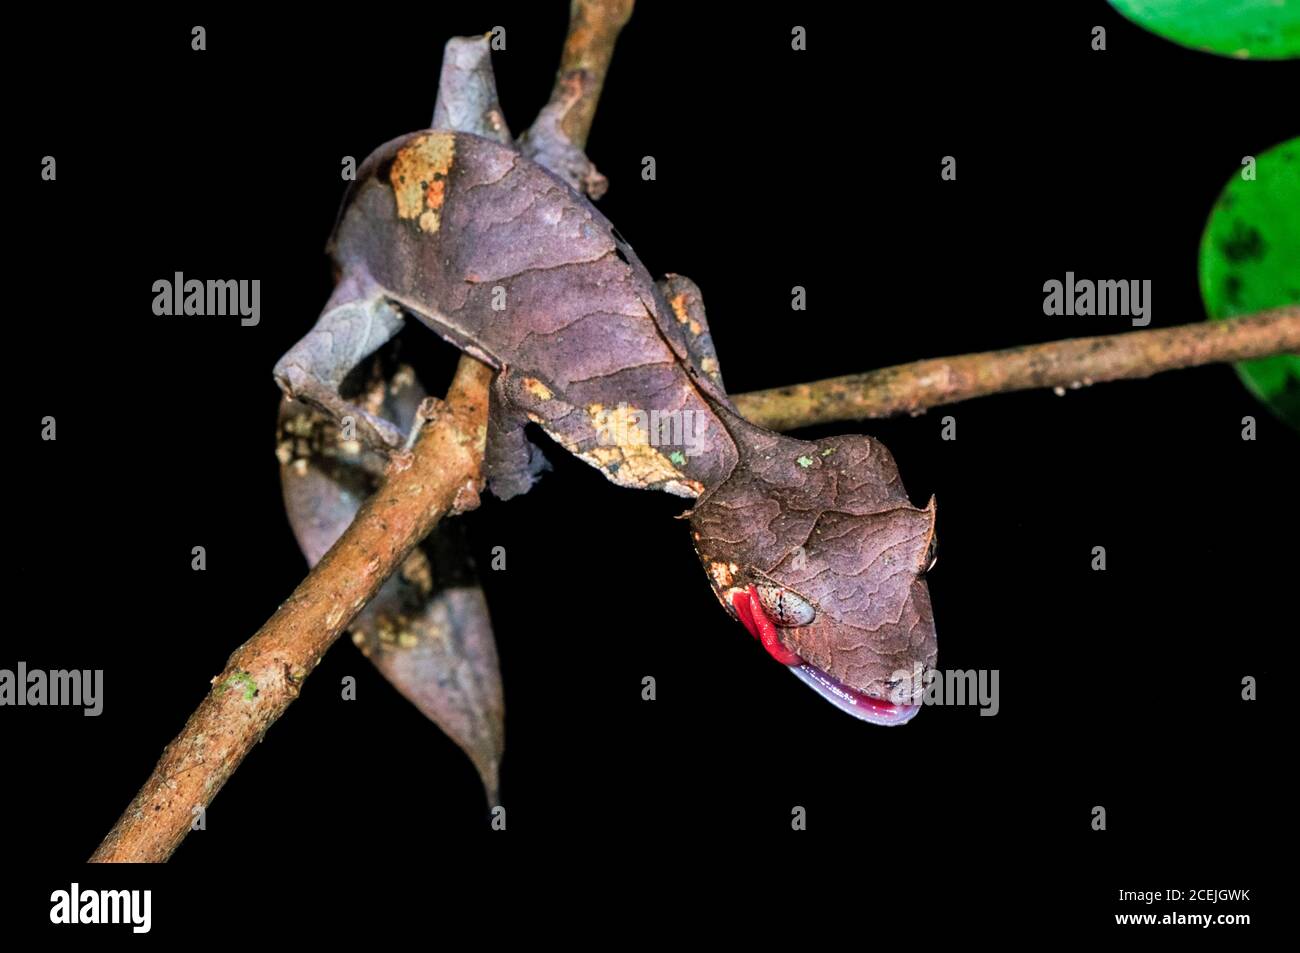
[274,363,405,453]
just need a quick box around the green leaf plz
[1199,137,1300,428]
[1110,0,1300,59]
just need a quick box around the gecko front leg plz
[484,369,551,500]
[273,269,407,452]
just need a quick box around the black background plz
[8,0,1293,937]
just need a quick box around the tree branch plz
[549,0,634,149]
[90,359,492,863]
[733,307,1300,431]
[517,0,632,196]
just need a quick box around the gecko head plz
[689,433,938,725]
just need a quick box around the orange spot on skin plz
[670,293,690,324]
[669,292,701,335]
[568,403,693,494]
[390,133,456,234]
[522,378,554,401]
[425,178,445,210]
[708,561,735,589]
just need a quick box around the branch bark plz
[550,0,634,149]
[733,307,1300,431]
[90,359,491,863]
[517,0,631,197]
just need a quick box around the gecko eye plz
[755,585,816,627]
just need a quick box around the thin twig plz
[516,0,631,197]
[733,307,1300,431]
[90,359,492,863]
[550,0,634,148]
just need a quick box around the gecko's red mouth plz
[731,586,919,726]
[731,585,802,665]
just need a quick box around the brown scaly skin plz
[275,131,938,721]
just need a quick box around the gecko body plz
[276,130,939,723]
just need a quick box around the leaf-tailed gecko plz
[274,130,938,724]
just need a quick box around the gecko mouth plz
[787,662,919,726]
[731,586,919,726]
